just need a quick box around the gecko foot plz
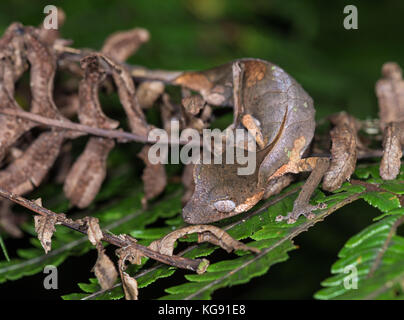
[275,202,327,224]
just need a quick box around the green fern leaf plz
[315,213,404,300]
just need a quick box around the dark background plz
[0,0,403,299]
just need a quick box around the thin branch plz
[55,45,183,82]
[0,107,198,146]
[0,107,391,159]
[0,187,206,273]
[0,190,180,277]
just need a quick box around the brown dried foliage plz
[376,62,404,180]
[322,112,358,191]
[149,225,260,256]
[137,145,167,207]
[0,19,158,235]
[0,14,400,300]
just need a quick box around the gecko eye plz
[213,200,236,213]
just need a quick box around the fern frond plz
[315,166,404,300]
[68,179,366,300]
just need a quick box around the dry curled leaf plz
[23,27,64,120]
[99,54,150,137]
[380,121,404,180]
[116,235,142,300]
[179,94,211,133]
[101,28,149,63]
[375,62,404,129]
[64,137,115,208]
[93,248,118,290]
[120,270,138,300]
[34,213,57,254]
[83,216,103,246]
[161,93,181,132]
[138,145,167,207]
[0,24,35,163]
[182,95,205,115]
[149,225,260,256]
[323,112,358,191]
[78,55,119,130]
[63,55,118,208]
[0,131,65,195]
[136,81,165,109]
[23,26,80,139]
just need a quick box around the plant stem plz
[0,187,206,272]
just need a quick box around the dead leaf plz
[136,81,165,109]
[93,248,118,290]
[138,145,167,207]
[149,225,260,256]
[0,131,65,195]
[120,270,138,300]
[34,214,57,254]
[380,121,404,180]
[99,54,150,137]
[116,235,142,300]
[375,62,404,129]
[0,27,35,163]
[182,95,205,115]
[323,113,358,191]
[83,216,103,246]
[64,137,114,208]
[102,28,149,63]
[78,55,119,130]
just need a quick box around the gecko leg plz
[276,157,330,224]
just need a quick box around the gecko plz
[132,58,332,224]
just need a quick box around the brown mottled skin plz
[175,59,315,224]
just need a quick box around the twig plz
[56,45,183,82]
[0,187,206,273]
[0,107,199,146]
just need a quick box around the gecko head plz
[182,159,264,224]
[182,196,238,224]
[182,182,264,224]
